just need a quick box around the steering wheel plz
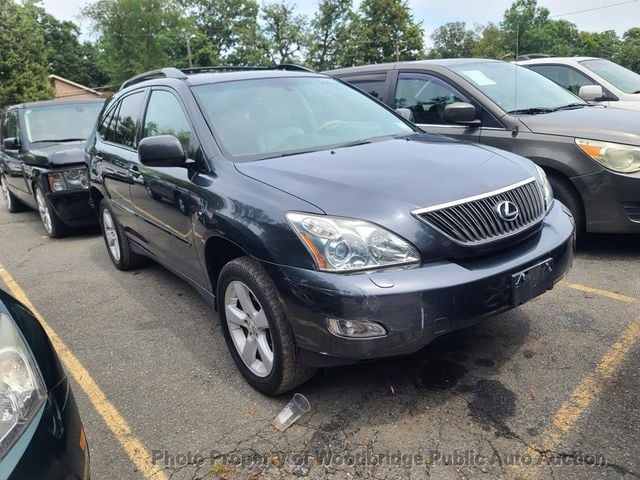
[315,119,346,134]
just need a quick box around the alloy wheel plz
[35,189,52,234]
[102,208,121,262]
[224,280,274,377]
[1,177,11,211]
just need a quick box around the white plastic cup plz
[272,393,310,432]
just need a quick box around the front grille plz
[414,178,546,245]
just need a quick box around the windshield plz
[450,62,585,114]
[24,102,103,143]
[580,59,640,94]
[192,76,414,160]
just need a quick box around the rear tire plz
[217,256,316,395]
[98,199,147,270]
[548,174,585,235]
[35,186,67,238]
[1,175,26,213]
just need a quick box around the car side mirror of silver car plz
[578,85,604,102]
[443,102,481,127]
[395,108,414,122]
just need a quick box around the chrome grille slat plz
[414,178,546,245]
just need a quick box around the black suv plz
[0,99,104,237]
[86,66,574,395]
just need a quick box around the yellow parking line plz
[513,317,640,479]
[561,282,638,304]
[0,264,167,480]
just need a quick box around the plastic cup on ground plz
[272,393,310,432]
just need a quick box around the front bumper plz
[6,378,89,480]
[572,168,640,233]
[265,201,575,367]
[46,190,97,228]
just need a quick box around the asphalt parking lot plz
[1,206,639,480]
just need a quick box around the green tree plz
[429,22,477,58]
[501,0,550,55]
[0,0,53,106]
[307,0,354,70]
[617,28,640,73]
[259,1,309,64]
[178,0,265,65]
[501,0,581,57]
[353,0,424,64]
[84,0,182,83]
[579,30,620,60]
[24,1,107,88]
[472,23,510,59]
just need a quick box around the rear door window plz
[343,74,388,101]
[111,92,145,148]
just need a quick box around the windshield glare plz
[24,102,103,143]
[451,62,585,113]
[193,76,414,159]
[580,59,640,94]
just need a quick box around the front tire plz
[98,199,147,270]
[1,175,26,213]
[35,186,67,238]
[548,174,585,234]
[218,257,316,395]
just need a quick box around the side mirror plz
[138,135,185,167]
[395,108,414,122]
[2,137,20,150]
[578,85,604,102]
[443,102,481,126]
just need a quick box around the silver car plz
[517,57,640,111]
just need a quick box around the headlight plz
[0,312,46,459]
[535,165,554,212]
[576,138,640,174]
[286,212,420,272]
[48,168,89,192]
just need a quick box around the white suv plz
[517,57,640,111]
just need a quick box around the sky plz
[42,0,640,44]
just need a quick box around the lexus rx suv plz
[86,66,575,395]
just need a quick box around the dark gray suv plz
[86,66,574,395]
[329,59,640,235]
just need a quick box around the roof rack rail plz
[179,64,314,74]
[516,53,554,61]
[120,64,315,90]
[120,67,188,90]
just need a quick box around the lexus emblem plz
[496,201,519,222]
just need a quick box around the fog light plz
[324,317,386,338]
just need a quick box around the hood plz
[235,134,538,240]
[518,107,640,145]
[23,141,86,168]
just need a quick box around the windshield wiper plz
[335,133,414,149]
[551,103,590,111]
[33,137,85,143]
[633,90,640,94]
[507,107,554,115]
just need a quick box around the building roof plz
[48,74,103,98]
